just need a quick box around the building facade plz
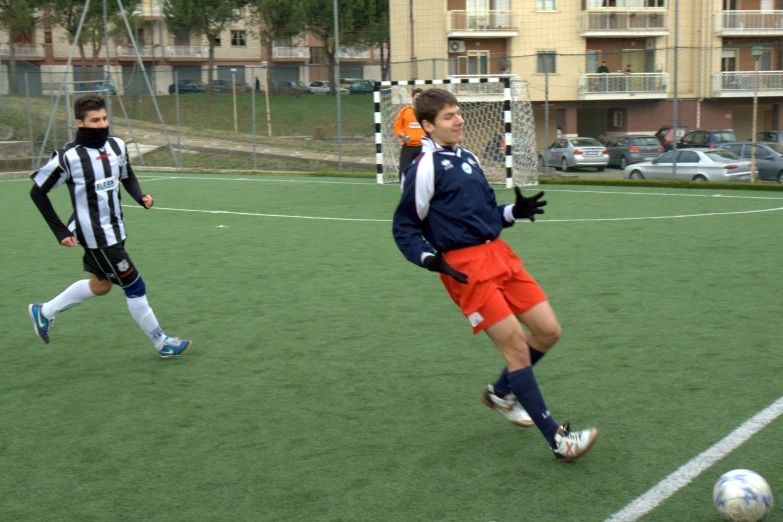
[390,0,783,147]
[0,1,382,96]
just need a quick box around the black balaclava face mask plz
[75,126,110,149]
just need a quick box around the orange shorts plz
[440,239,548,335]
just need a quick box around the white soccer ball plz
[713,469,774,522]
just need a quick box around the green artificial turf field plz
[1,174,782,521]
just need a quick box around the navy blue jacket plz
[392,137,516,267]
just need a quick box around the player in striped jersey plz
[28,94,191,359]
[392,89,598,462]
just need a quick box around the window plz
[722,144,742,156]
[231,30,246,47]
[677,151,700,163]
[612,110,624,128]
[213,36,221,47]
[654,150,676,163]
[537,0,556,10]
[537,52,556,73]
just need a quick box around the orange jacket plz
[393,105,425,146]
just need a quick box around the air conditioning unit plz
[449,40,466,53]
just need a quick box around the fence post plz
[251,67,257,170]
[175,70,181,167]
[25,73,35,170]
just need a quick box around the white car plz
[308,81,348,95]
[623,148,754,182]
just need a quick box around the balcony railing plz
[448,10,519,36]
[0,43,45,58]
[713,71,783,97]
[715,10,783,36]
[137,3,161,17]
[116,44,158,58]
[579,11,668,36]
[338,47,370,59]
[165,46,209,58]
[272,46,310,59]
[579,72,669,99]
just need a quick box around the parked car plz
[211,79,251,93]
[721,141,783,183]
[677,129,738,149]
[539,137,608,172]
[348,79,374,94]
[308,80,348,94]
[755,130,783,147]
[340,77,362,88]
[277,80,312,94]
[605,135,664,168]
[168,79,208,94]
[623,148,753,182]
[655,125,689,151]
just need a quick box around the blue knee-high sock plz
[507,367,560,448]
[492,346,546,397]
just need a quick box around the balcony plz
[116,44,158,59]
[715,10,783,36]
[272,46,310,60]
[447,10,519,37]
[165,46,209,58]
[0,43,45,59]
[713,71,783,97]
[338,47,371,59]
[579,72,669,100]
[578,11,668,37]
[137,3,161,17]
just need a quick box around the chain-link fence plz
[2,45,783,174]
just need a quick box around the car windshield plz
[705,150,738,160]
[713,132,737,142]
[632,137,660,146]
[571,138,602,147]
[766,143,783,155]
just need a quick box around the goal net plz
[374,77,537,187]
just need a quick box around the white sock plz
[126,295,165,348]
[42,280,96,319]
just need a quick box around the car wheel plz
[629,170,645,180]
[693,175,708,182]
[778,170,783,184]
[619,156,628,169]
[560,158,569,172]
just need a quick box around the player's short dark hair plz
[74,94,106,121]
[414,88,458,128]
[411,88,424,96]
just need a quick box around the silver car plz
[539,137,608,172]
[623,148,753,182]
[308,80,348,94]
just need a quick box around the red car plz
[655,125,689,151]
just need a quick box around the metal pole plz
[333,0,342,169]
[175,70,181,166]
[262,61,272,136]
[752,56,759,184]
[102,0,113,124]
[544,63,549,174]
[251,68,257,169]
[65,85,73,143]
[232,70,238,133]
[51,71,57,146]
[672,0,679,179]
[0,57,4,116]
[25,73,35,170]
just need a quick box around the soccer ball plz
[713,469,774,522]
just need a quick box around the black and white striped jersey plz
[32,137,133,249]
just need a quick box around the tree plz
[302,0,374,94]
[353,0,389,80]
[50,0,138,85]
[248,0,304,93]
[0,0,42,94]
[163,0,246,93]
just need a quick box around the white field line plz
[605,395,783,522]
[124,204,783,223]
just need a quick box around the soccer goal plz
[374,77,538,188]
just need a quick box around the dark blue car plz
[168,79,208,95]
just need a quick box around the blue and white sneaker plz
[28,303,53,345]
[157,336,192,358]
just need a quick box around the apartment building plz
[0,0,382,96]
[390,0,783,147]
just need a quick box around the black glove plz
[512,188,547,222]
[422,248,469,284]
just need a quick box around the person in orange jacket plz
[393,88,425,176]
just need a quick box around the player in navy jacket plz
[393,88,598,462]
